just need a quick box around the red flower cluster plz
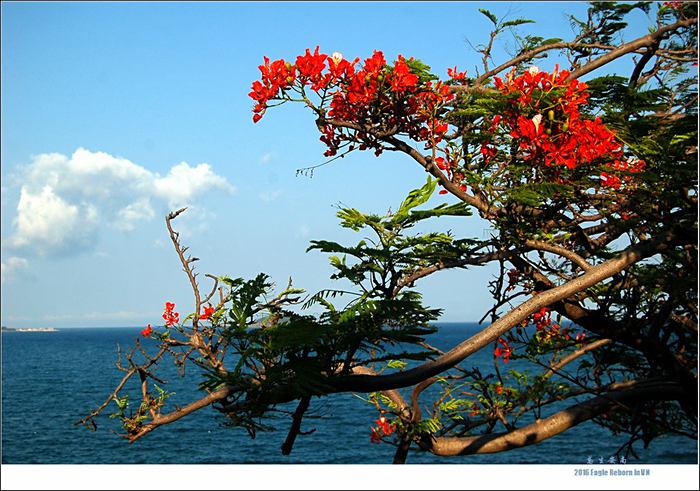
[163,302,179,327]
[494,66,620,169]
[249,56,297,122]
[141,324,152,337]
[469,401,481,417]
[369,414,396,443]
[493,337,513,363]
[600,156,646,190]
[663,1,683,9]
[532,307,552,330]
[447,66,467,82]
[249,48,455,157]
[531,307,587,344]
[434,154,467,195]
[492,66,646,189]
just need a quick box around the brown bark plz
[418,379,683,456]
[330,231,679,393]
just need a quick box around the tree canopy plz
[80,1,698,464]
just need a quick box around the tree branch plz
[568,17,698,81]
[524,239,592,272]
[330,230,682,392]
[418,379,684,456]
[281,395,312,455]
[166,208,202,331]
[126,386,232,442]
[543,338,612,379]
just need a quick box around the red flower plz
[163,311,179,327]
[469,402,480,417]
[493,337,513,363]
[447,66,467,82]
[295,46,329,91]
[199,305,215,321]
[600,172,622,190]
[389,55,419,95]
[250,48,457,160]
[493,65,632,175]
[375,415,395,435]
[163,302,179,327]
[369,414,395,443]
[141,324,152,337]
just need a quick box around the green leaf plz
[386,359,408,370]
[479,8,498,26]
[394,177,437,223]
[502,18,535,28]
[403,58,438,84]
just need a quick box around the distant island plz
[1,326,58,332]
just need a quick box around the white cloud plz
[6,148,235,257]
[9,185,98,256]
[153,162,235,208]
[1,256,28,284]
[115,198,155,231]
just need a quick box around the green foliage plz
[109,395,129,419]
[478,8,498,26]
[403,58,439,84]
[507,182,574,207]
[92,2,697,459]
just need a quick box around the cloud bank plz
[1,256,29,284]
[6,148,235,257]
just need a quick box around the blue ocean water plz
[1,323,696,464]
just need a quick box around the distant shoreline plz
[1,326,59,332]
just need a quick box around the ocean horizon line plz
[1,320,485,330]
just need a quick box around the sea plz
[1,323,697,465]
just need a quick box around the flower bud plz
[531,114,543,133]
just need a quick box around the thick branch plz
[126,386,232,442]
[383,135,491,215]
[281,395,312,455]
[524,239,592,272]
[330,231,680,392]
[392,250,505,297]
[568,17,698,81]
[419,379,683,456]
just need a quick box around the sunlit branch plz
[330,229,683,392]
[418,379,683,456]
[568,17,698,81]
[524,239,592,272]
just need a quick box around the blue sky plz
[1,2,655,328]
